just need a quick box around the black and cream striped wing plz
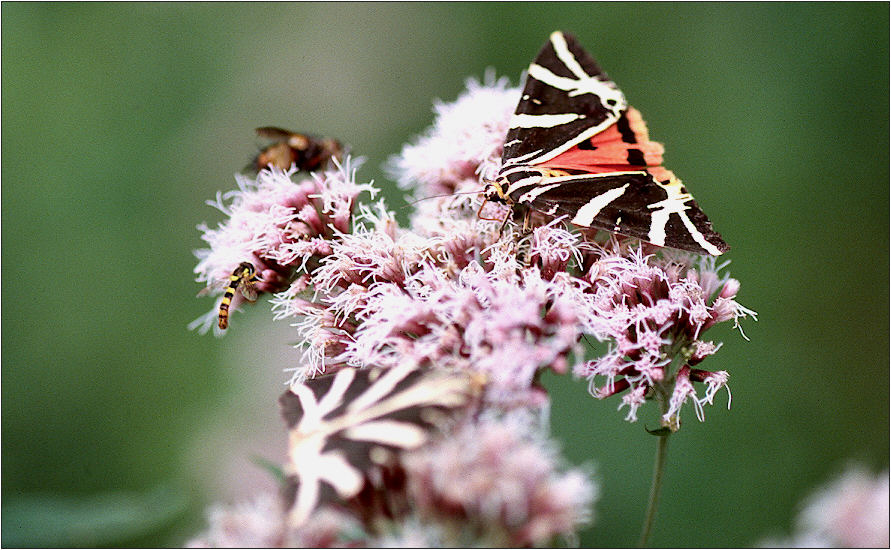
[517,172,729,256]
[279,364,482,527]
[502,31,627,169]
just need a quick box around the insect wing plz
[502,31,627,169]
[238,277,258,302]
[495,31,729,255]
[523,172,729,256]
[255,126,296,140]
[279,364,481,527]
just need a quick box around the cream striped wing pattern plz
[279,364,482,527]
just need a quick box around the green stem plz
[638,430,670,547]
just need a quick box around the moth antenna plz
[401,190,484,209]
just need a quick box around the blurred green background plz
[3,2,887,547]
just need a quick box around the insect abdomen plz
[217,274,241,330]
[217,262,256,330]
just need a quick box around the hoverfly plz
[218,262,260,330]
[253,127,343,173]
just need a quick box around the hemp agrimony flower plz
[190,61,752,546]
[575,247,755,430]
[191,160,375,334]
[760,465,889,548]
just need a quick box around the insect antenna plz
[400,190,484,210]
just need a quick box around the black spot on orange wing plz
[616,112,637,143]
[626,148,646,166]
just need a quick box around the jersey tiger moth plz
[279,364,483,527]
[484,31,729,256]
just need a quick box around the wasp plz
[253,127,343,172]
[218,262,260,330]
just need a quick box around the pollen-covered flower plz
[575,245,755,429]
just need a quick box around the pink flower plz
[187,493,285,548]
[402,412,596,546]
[191,159,375,334]
[575,245,753,430]
[761,466,889,548]
[388,71,518,198]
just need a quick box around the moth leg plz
[497,209,512,237]
[522,209,533,232]
[478,198,511,231]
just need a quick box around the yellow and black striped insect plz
[218,262,260,330]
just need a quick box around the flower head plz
[388,71,518,197]
[387,73,518,234]
[761,465,889,548]
[191,159,375,333]
[576,246,754,429]
[402,411,596,547]
[187,493,285,548]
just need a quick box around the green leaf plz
[1,483,188,548]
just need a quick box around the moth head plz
[483,177,510,204]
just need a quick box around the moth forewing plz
[522,172,728,256]
[487,30,729,256]
[502,31,627,169]
[279,366,483,527]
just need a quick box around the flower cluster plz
[187,493,286,548]
[191,159,375,334]
[188,497,365,549]
[189,412,595,548]
[189,74,753,546]
[576,246,755,429]
[402,411,595,547]
[272,220,591,406]
[387,72,518,233]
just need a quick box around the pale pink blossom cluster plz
[387,72,518,233]
[760,465,889,548]
[189,413,595,548]
[192,75,754,428]
[188,498,366,548]
[387,71,518,197]
[403,411,595,547]
[190,75,753,546]
[576,247,755,428]
[187,493,285,548]
[191,159,375,334]
[270,218,592,405]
